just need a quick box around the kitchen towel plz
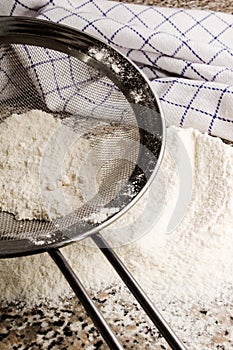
[1,0,233,141]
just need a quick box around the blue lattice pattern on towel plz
[1,0,233,140]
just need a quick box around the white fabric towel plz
[1,0,233,141]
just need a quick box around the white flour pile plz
[0,109,99,220]
[0,116,233,308]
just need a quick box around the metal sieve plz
[0,17,186,350]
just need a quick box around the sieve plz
[0,17,186,350]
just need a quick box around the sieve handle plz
[48,248,124,350]
[92,233,187,350]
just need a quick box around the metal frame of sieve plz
[0,17,186,350]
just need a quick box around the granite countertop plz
[1,287,166,350]
[1,283,233,350]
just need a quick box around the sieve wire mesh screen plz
[0,17,163,257]
[0,43,141,244]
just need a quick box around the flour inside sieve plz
[0,109,100,221]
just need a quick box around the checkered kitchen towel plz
[2,0,233,141]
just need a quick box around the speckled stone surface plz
[1,1,233,350]
[0,287,169,350]
[1,283,233,349]
[118,0,233,14]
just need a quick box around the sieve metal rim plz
[0,16,165,258]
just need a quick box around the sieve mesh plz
[0,17,163,256]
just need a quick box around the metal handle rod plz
[48,248,124,350]
[92,233,187,350]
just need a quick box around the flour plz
[86,207,120,224]
[0,109,98,220]
[0,125,233,309]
